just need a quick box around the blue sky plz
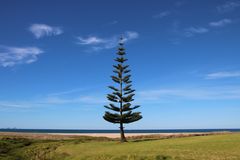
[0,0,240,129]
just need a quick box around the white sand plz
[47,133,158,138]
[0,132,229,139]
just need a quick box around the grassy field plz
[1,133,240,160]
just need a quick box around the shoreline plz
[0,131,232,139]
[47,131,232,138]
[47,133,157,138]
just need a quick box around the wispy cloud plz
[77,37,106,45]
[175,1,186,7]
[48,88,87,96]
[171,17,233,41]
[29,24,63,39]
[217,1,240,13]
[138,86,240,102]
[102,21,119,27]
[124,31,139,40]
[0,94,106,110]
[2,85,240,110]
[205,71,240,79]
[77,31,139,51]
[153,11,171,19]
[45,96,106,105]
[105,20,118,26]
[184,27,209,37]
[209,18,232,27]
[0,46,43,67]
[0,102,30,109]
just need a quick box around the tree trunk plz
[120,122,127,142]
[119,61,127,143]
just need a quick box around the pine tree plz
[103,37,142,142]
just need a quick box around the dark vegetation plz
[104,38,142,142]
[0,132,231,160]
[0,135,111,160]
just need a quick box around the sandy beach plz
[0,131,230,139]
[47,132,231,138]
[48,133,157,138]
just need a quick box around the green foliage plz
[108,86,119,92]
[114,57,128,63]
[103,38,142,127]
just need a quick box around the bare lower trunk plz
[119,65,127,142]
[120,123,127,142]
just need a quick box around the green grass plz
[1,133,240,160]
[0,137,60,160]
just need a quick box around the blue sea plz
[0,129,240,134]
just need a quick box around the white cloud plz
[29,24,63,39]
[209,19,232,27]
[125,31,139,40]
[184,27,209,37]
[153,11,171,19]
[217,1,240,13]
[0,46,43,67]
[77,36,106,45]
[77,31,139,51]
[205,71,240,79]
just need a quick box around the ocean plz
[0,129,240,134]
